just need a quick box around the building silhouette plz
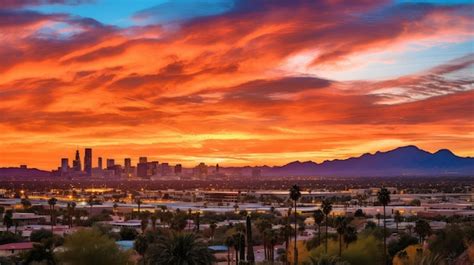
[72,149,81,171]
[84,148,92,176]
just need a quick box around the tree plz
[21,243,56,265]
[256,219,272,261]
[144,232,214,265]
[69,202,76,227]
[313,209,325,246]
[343,226,357,248]
[87,195,95,217]
[225,236,235,265]
[48,197,57,231]
[120,227,138,240]
[21,198,32,210]
[246,215,255,264]
[394,210,403,231]
[414,219,431,244]
[321,199,333,254]
[151,213,158,231]
[279,223,292,264]
[30,229,53,243]
[58,229,131,265]
[377,187,391,265]
[335,216,347,257]
[171,212,188,231]
[232,232,245,265]
[3,210,13,232]
[135,197,142,215]
[289,184,301,265]
[209,221,217,240]
[141,217,149,233]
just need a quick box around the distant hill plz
[224,145,474,177]
[0,167,51,178]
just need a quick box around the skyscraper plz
[106,159,115,169]
[139,157,147,164]
[124,158,131,177]
[61,158,69,173]
[98,157,103,169]
[174,164,182,175]
[72,149,81,171]
[84,148,92,176]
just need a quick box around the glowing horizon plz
[0,0,473,170]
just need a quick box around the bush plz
[120,227,138,240]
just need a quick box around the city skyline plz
[1,0,473,170]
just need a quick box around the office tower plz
[106,159,115,169]
[216,163,219,173]
[124,158,131,177]
[137,162,148,179]
[84,148,92,176]
[98,157,103,169]
[161,163,171,176]
[139,157,147,164]
[149,161,159,176]
[194,162,208,178]
[174,164,182,174]
[72,149,81,171]
[61,158,69,173]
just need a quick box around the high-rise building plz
[137,162,148,179]
[194,162,208,178]
[84,148,92,176]
[98,157,103,169]
[61,158,69,173]
[139,157,147,164]
[106,159,115,169]
[124,158,131,177]
[72,149,81,171]
[161,163,171,176]
[174,164,182,175]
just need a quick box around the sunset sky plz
[0,0,473,170]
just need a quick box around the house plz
[0,242,33,257]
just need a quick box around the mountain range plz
[0,145,473,178]
[223,145,474,177]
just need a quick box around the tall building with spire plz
[72,149,82,171]
[84,148,92,176]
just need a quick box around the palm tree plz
[225,236,235,265]
[151,213,158,231]
[47,197,57,232]
[246,214,255,264]
[406,224,414,236]
[232,232,245,265]
[279,223,291,264]
[335,216,347,256]
[377,187,391,265]
[313,209,324,246]
[289,185,301,265]
[141,217,149,233]
[135,197,142,215]
[87,195,95,217]
[256,219,272,260]
[144,232,214,264]
[195,212,201,232]
[210,221,217,240]
[3,210,13,231]
[414,219,431,244]
[394,210,402,231]
[70,201,76,227]
[321,199,333,254]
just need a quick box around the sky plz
[0,0,473,170]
